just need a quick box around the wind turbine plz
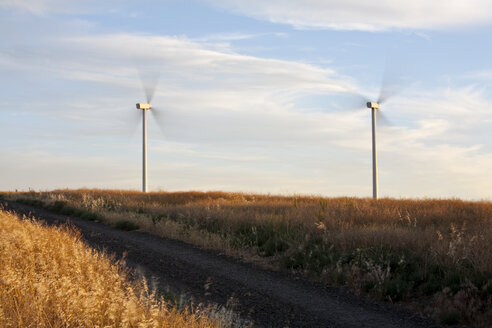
[347,65,407,199]
[135,75,160,193]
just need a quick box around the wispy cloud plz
[462,70,492,83]
[0,0,141,15]
[0,32,358,109]
[192,32,286,42]
[206,0,492,31]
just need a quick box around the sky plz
[1,0,492,199]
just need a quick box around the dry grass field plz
[3,189,492,326]
[0,208,228,328]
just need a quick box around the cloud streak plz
[207,0,492,31]
[0,0,140,15]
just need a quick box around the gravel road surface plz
[3,200,441,328]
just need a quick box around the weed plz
[16,197,45,208]
[79,210,104,222]
[114,220,140,231]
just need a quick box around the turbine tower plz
[136,102,151,192]
[367,101,379,199]
[344,84,395,199]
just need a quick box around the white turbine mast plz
[366,101,380,199]
[136,102,152,192]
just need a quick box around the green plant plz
[79,210,104,222]
[114,220,139,231]
[16,198,45,208]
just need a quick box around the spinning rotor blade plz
[377,55,413,104]
[149,106,167,137]
[138,70,160,103]
[378,76,402,104]
[340,91,370,111]
[120,106,142,137]
[376,109,392,126]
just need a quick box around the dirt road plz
[3,200,440,328]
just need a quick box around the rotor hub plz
[366,102,379,110]
[136,103,152,110]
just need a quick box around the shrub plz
[79,210,104,222]
[114,220,139,231]
[16,198,45,208]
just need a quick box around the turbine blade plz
[378,79,403,104]
[120,108,142,137]
[339,92,369,111]
[377,54,414,104]
[150,107,167,137]
[376,109,392,126]
[138,70,160,103]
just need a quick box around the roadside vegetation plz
[4,189,492,326]
[0,208,235,327]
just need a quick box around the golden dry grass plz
[0,209,223,328]
[5,189,492,326]
[16,189,492,270]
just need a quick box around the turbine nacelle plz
[367,102,379,110]
[136,103,152,110]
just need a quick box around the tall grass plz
[0,208,226,327]
[7,189,492,326]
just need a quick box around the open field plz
[3,189,492,326]
[0,208,228,327]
